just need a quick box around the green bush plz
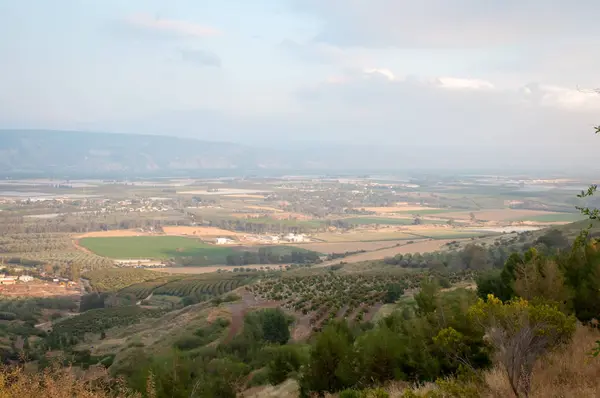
[174,335,205,351]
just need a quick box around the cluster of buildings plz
[215,233,309,245]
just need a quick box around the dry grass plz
[76,230,151,238]
[0,363,140,398]
[394,324,600,398]
[484,325,600,398]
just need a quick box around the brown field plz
[362,206,440,213]
[162,226,241,237]
[244,205,283,212]
[439,209,561,222]
[317,239,455,266]
[0,282,80,298]
[314,231,418,242]
[270,212,313,220]
[292,240,405,253]
[76,229,152,238]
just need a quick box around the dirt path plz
[222,291,282,343]
[72,238,95,255]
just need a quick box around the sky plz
[1,0,600,170]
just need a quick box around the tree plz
[266,345,307,385]
[414,278,439,315]
[261,308,290,345]
[469,295,576,397]
[513,254,571,310]
[383,282,406,304]
[300,321,356,395]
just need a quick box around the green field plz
[514,213,586,223]
[343,217,446,226]
[79,236,320,265]
[80,236,236,262]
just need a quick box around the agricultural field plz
[118,273,253,301]
[79,236,321,267]
[84,268,165,291]
[79,236,235,262]
[312,231,419,242]
[246,271,473,333]
[360,206,447,214]
[291,240,403,254]
[50,306,166,339]
[317,239,459,265]
[438,209,576,222]
[512,213,587,223]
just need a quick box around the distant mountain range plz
[0,130,313,177]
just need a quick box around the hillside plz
[0,130,273,176]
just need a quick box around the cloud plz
[180,49,222,68]
[435,77,495,90]
[124,13,220,38]
[524,84,600,112]
[364,68,396,81]
[291,0,600,48]
[291,70,600,157]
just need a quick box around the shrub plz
[174,335,204,351]
[469,294,576,397]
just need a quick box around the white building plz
[284,233,307,243]
[215,237,233,245]
[18,275,34,282]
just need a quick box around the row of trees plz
[225,248,320,266]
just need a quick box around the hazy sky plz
[1,0,600,167]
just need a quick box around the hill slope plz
[0,130,276,176]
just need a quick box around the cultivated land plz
[317,239,457,266]
[79,236,234,262]
[439,209,570,222]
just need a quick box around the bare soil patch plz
[0,282,80,298]
[77,230,151,238]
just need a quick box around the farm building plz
[285,233,307,243]
[18,275,33,282]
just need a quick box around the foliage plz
[84,268,162,291]
[300,288,490,396]
[556,242,600,321]
[0,362,140,398]
[383,282,407,303]
[265,345,307,385]
[469,294,576,397]
[47,306,165,349]
[250,273,426,329]
[225,246,320,266]
[300,321,356,395]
